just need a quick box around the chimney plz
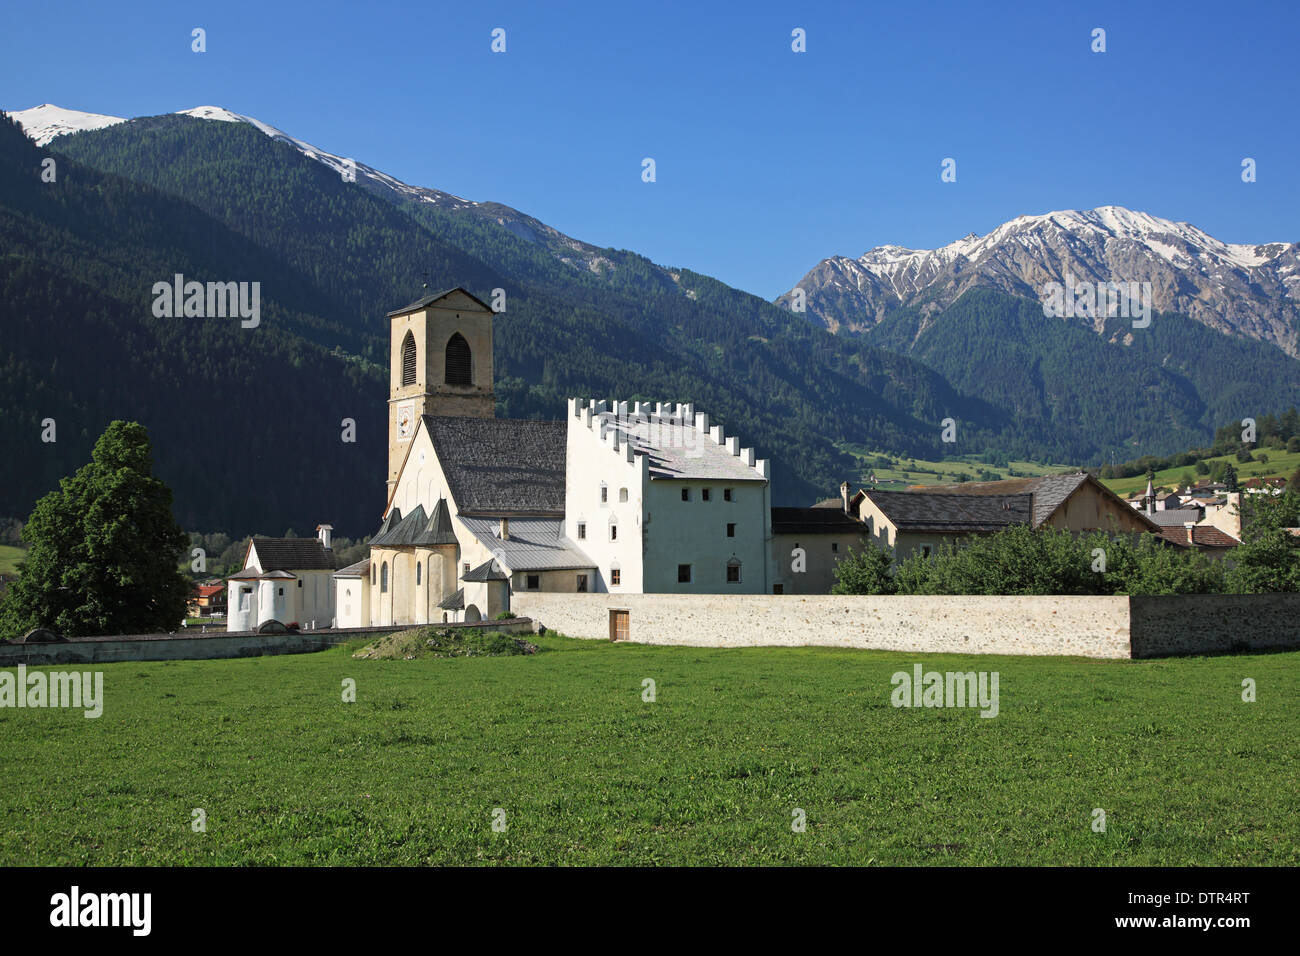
[499,517,510,540]
[840,481,851,514]
[1184,522,1195,546]
[316,524,333,550]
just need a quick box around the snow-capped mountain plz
[778,206,1300,355]
[10,104,127,145]
[8,103,616,274]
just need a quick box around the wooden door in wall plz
[609,609,630,642]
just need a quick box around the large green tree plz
[1227,492,1300,593]
[0,421,190,637]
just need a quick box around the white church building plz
[231,286,865,631]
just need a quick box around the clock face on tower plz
[396,401,415,439]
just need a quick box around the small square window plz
[702,488,711,502]
[297,579,303,588]
[577,574,588,592]
[726,523,736,537]
[726,564,741,584]
[773,584,783,595]
[832,542,839,552]
[463,563,470,575]
[920,544,933,558]
[278,587,285,596]
[678,564,692,583]
[681,488,690,502]
[611,569,621,586]
[526,574,540,590]
[723,488,733,502]
[578,522,586,540]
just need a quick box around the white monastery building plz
[230,287,865,630]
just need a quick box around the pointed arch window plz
[445,333,472,385]
[401,331,417,387]
[416,561,422,586]
[381,561,389,593]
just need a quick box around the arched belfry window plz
[445,333,472,385]
[401,331,417,387]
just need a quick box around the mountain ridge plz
[777,205,1300,355]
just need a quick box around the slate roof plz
[371,499,462,548]
[864,490,1035,533]
[333,559,370,578]
[591,410,766,482]
[438,588,465,610]
[1146,508,1204,527]
[424,416,567,516]
[249,538,335,572]
[921,473,1097,527]
[460,516,595,572]
[771,507,864,535]
[463,558,509,582]
[385,286,491,317]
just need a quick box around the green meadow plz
[1100,449,1300,498]
[1,636,1295,866]
[0,545,24,577]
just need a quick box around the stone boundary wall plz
[512,592,1300,659]
[0,618,535,665]
[513,593,1132,658]
[1128,594,1300,658]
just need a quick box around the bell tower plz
[386,287,495,496]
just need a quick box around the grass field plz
[0,544,24,577]
[839,447,1080,488]
[1,636,1295,866]
[1100,449,1300,498]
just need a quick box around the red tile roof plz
[1158,526,1240,549]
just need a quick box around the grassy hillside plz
[840,446,1077,488]
[44,113,1017,517]
[1101,449,1300,497]
[1,637,1295,865]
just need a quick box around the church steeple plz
[385,287,495,497]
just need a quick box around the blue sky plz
[4,0,1297,299]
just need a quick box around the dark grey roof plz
[771,507,863,535]
[461,516,595,571]
[371,508,402,542]
[1147,508,1204,527]
[463,558,509,582]
[371,504,428,547]
[421,498,459,546]
[425,416,566,516]
[386,286,491,317]
[864,490,1034,533]
[371,499,461,548]
[438,588,465,610]
[333,559,370,578]
[918,473,1095,527]
[250,538,335,571]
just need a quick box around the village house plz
[226,526,336,631]
[186,582,227,619]
[849,473,1161,562]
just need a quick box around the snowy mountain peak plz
[8,104,126,146]
[780,206,1300,354]
[6,102,480,212]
